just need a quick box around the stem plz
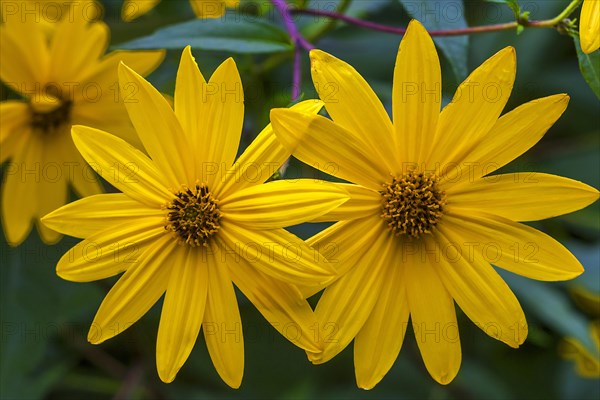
[271,0,314,101]
[292,0,585,37]
[306,0,352,42]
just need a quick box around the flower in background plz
[560,320,600,378]
[0,8,164,246]
[42,46,347,387]
[271,20,600,389]
[122,0,239,21]
[580,0,600,54]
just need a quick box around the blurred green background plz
[1,0,599,399]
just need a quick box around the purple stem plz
[271,0,314,100]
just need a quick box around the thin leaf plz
[574,37,600,99]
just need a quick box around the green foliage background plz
[1,0,599,399]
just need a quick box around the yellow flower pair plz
[3,15,599,388]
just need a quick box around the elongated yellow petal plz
[448,173,599,221]
[443,212,584,281]
[0,19,49,93]
[405,239,461,385]
[393,20,441,164]
[581,0,600,54]
[56,218,165,282]
[88,236,176,344]
[310,183,380,222]
[433,227,528,347]
[443,94,569,186]
[0,101,29,145]
[310,229,394,364]
[122,0,160,22]
[50,19,109,82]
[221,243,321,353]
[301,216,385,298]
[218,100,323,197]
[354,253,409,389]
[174,46,209,169]
[71,125,173,207]
[217,224,335,286]
[157,247,208,383]
[204,243,244,389]
[271,109,389,190]
[66,145,104,198]
[199,58,244,172]
[190,0,227,18]
[220,179,348,229]
[309,49,396,172]
[1,137,41,246]
[118,63,194,187]
[429,47,516,169]
[42,193,162,239]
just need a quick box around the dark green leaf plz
[397,0,469,80]
[117,16,293,54]
[574,37,600,99]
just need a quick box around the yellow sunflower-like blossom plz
[42,46,347,387]
[1,9,165,246]
[270,20,600,388]
[580,0,600,54]
[121,0,239,21]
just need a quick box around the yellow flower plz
[560,320,600,378]
[122,0,239,21]
[580,0,600,54]
[42,46,347,386]
[270,20,600,388]
[0,11,164,246]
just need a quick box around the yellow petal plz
[49,19,109,82]
[122,0,160,22]
[1,113,30,164]
[310,183,381,222]
[270,109,389,190]
[218,100,324,198]
[0,19,50,93]
[581,0,600,54]
[392,20,441,164]
[429,47,516,169]
[220,179,348,229]
[190,0,226,18]
[61,142,104,198]
[443,212,584,281]
[443,94,569,186]
[433,227,528,347]
[310,229,394,364]
[88,235,175,344]
[199,58,244,173]
[354,253,409,389]
[204,242,244,388]
[309,49,396,172]
[301,215,385,298]
[174,46,209,170]
[56,218,166,282]
[217,224,335,286]
[1,137,42,246]
[221,243,321,353]
[42,193,161,239]
[157,246,208,383]
[448,173,599,221]
[118,63,194,187]
[71,125,173,207]
[405,240,461,385]
[0,101,29,146]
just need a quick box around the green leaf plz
[485,0,521,18]
[574,37,600,99]
[396,0,469,81]
[117,16,293,54]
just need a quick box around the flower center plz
[29,100,73,135]
[380,171,446,238]
[165,184,221,247]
